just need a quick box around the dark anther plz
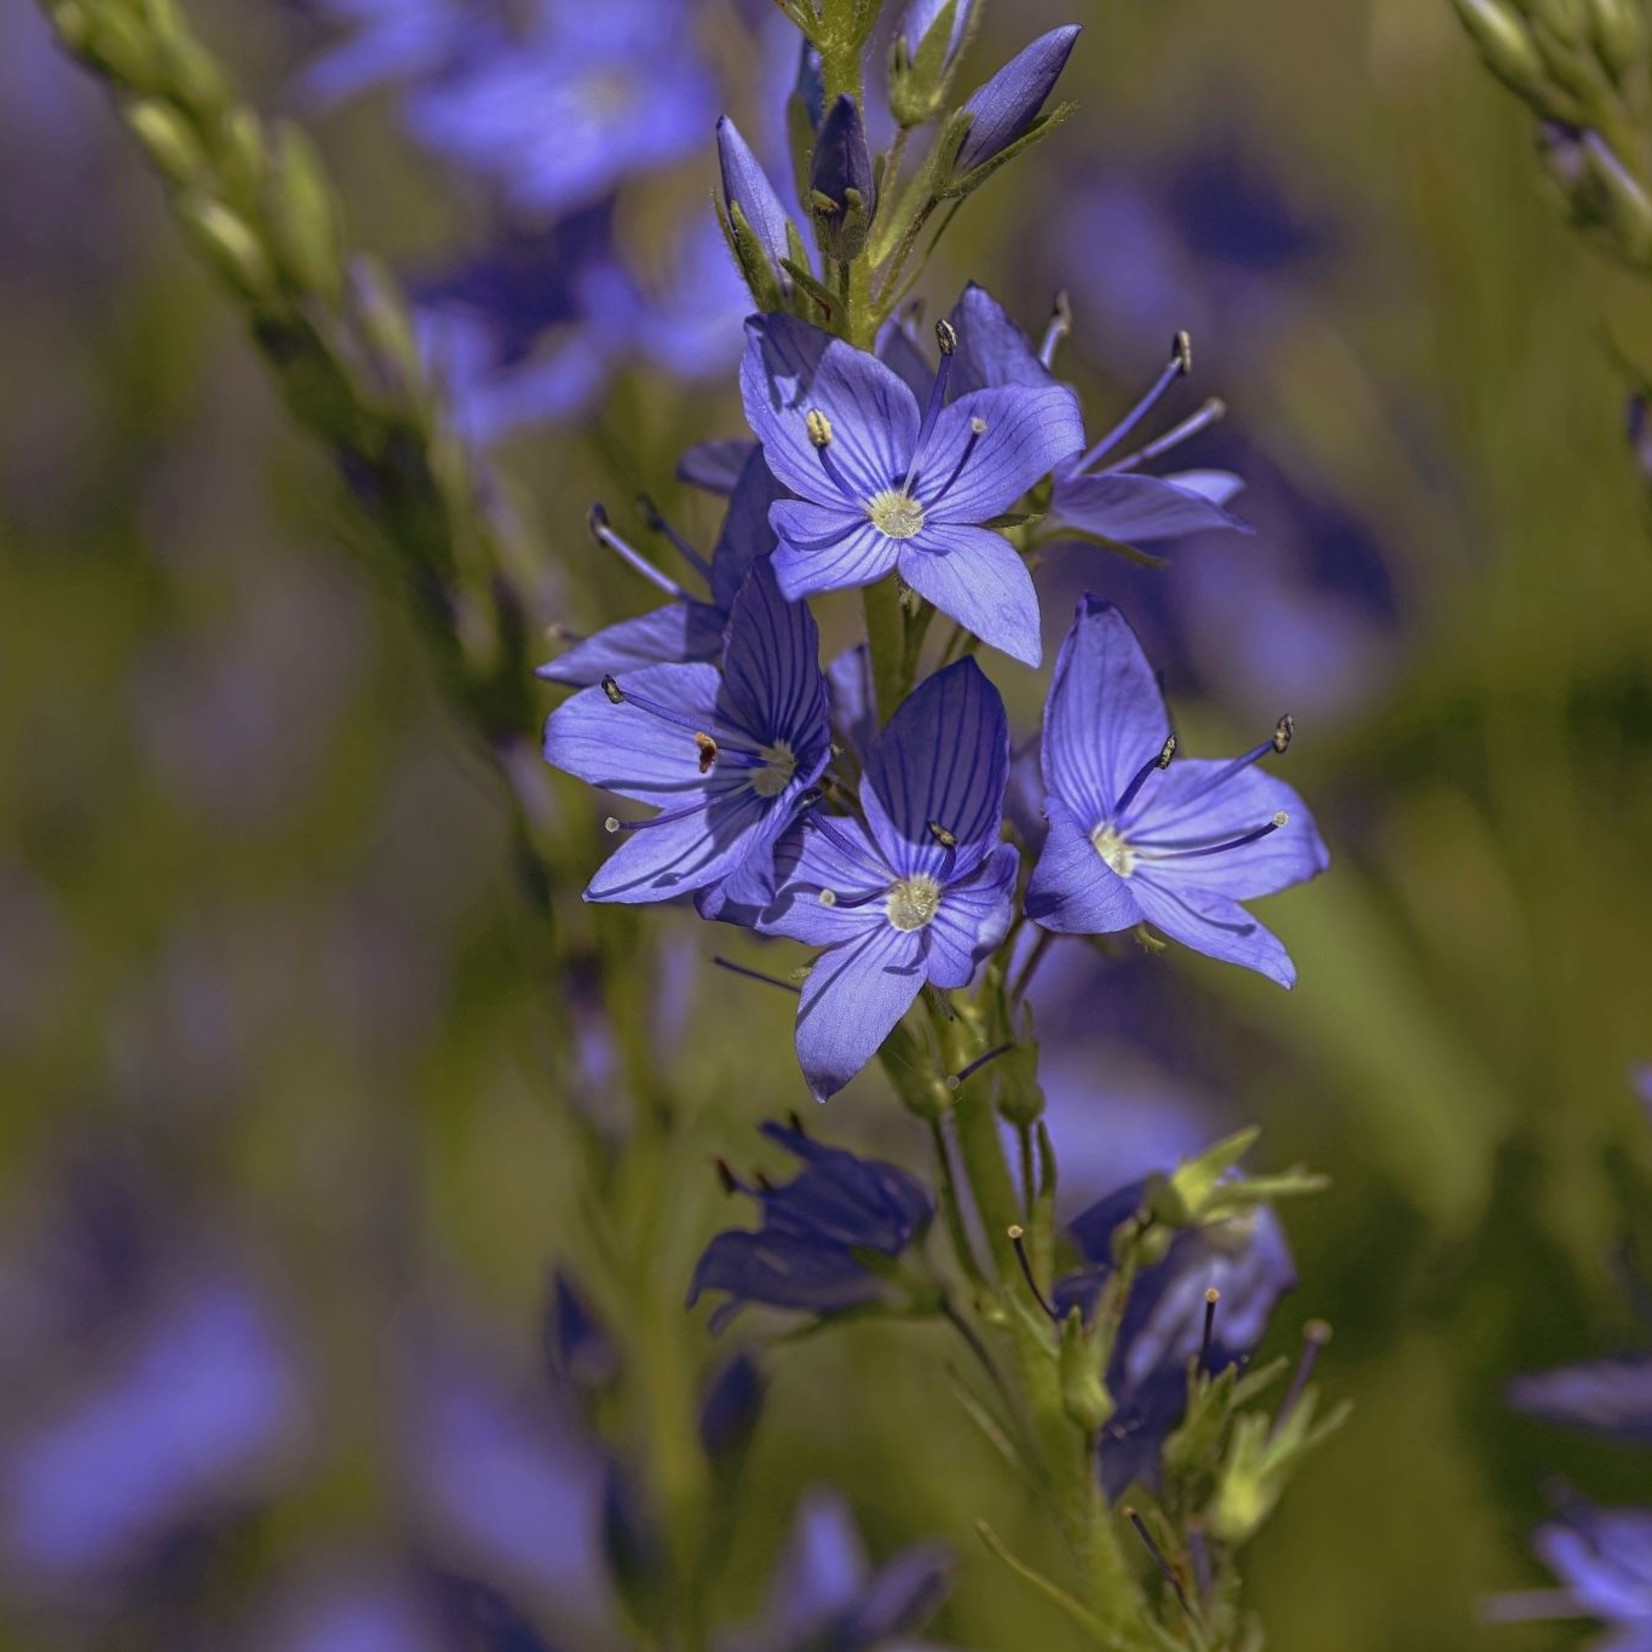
[1272,714,1294,754]
[1157,732,1178,769]
[1173,329,1193,375]
[715,1158,738,1195]
[695,731,719,774]
[935,318,958,356]
[928,820,958,848]
[587,502,610,539]
[601,675,625,706]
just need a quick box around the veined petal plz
[1041,596,1170,822]
[1129,877,1296,987]
[740,315,919,507]
[716,115,793,278]
[1051,470,1251,543]
[708,447,785,613]
[1025,797,1142,934]
[861,656,1010,881]
[925,842,1019,989]
[917,386,1085,522]
[688,1231,884,1322]
[947,283,1059,397]
[771,500,898,597]
[677,437,758,496]
[716,560,830,762]
[761,814,892,948]
[1129,765,1328,901]
[795,924,927,1102]
[543,662,724,805]
[1162,468,1246,506]
[536,601,726,687]
[827,643,877,758]
[584,788,767,904]
[874,313,933,401]
[897,524,1042,667]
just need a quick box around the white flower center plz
[1090,823,1136,877]
[751,741,797,799]
[886,873,943,931]
[867,488,926,540]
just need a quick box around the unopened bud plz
[127,100,201,185]
[177,196,271,300]
[1448,0,1545,92]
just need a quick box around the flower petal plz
[1128,764,1329,901]
[677,438,758,496]
[925,842,1019,989]
[1040,595,1170,822]
[716,115,793,280]
[947,282,1059,397]
[898,523,1042,667]
[740,314,919,507]
[874,313,934,401]
[1025,797,1142,934]
[771,499,898,596]
[795,925,926,1101]
[716,560,831,762]
[917,386,1084,523]
[761,814,892,948]
[536,601,727,687]
[708,447,785,613]
[1051,470,1251,543]
[543,662,724,805]
[585,788,766,905]
[1128,877,1296,987]
[688,1230,884,1320]
[861,656,1011,880]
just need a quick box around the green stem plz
[863,574,907,723]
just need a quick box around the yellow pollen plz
[887,873,942,931]
[867,488,926,539]
[806,409,833,448]
[1090,823,1136,877]
[750,740,797,799]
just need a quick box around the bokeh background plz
[3,0,1652,1647]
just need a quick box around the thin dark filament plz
[1135,817,1283,860]
[1113,732,1175,820]
[711,956,802,995]
[592,510,688,598]
[903,351,955,492]
[637,493,714,584]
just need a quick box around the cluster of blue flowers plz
[544,286,1328,1099]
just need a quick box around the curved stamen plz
[589,503,688,599]
[1076,330,1192,471]
[925,415,987,505]
[1135,812,1288,861]
[902,319,957,492]
[805,408,863,505]
[1113,731,1178,820]
[1108,395,1225,474]
[1128,714,1291,825]
[604,793,722,834]
[1038,290,1073,370]
[600,674,763,758]
[636,492,714,585]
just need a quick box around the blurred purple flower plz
[722,1488,951,1652]
[1488,1498,1652,1649]
[1510,1358,1652,1445]
[689,1123,933,1331]
[953,26,1080,176]
[1055,1175,1296,1500]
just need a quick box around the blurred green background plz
[3,0,1652,1647]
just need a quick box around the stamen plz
[903,320,958,491]
[1272,713,1293,754]
[1076,334,1194,470]
[601,675,625,705]
[694,732,719,774]
[1006,1225,1058,1321]
[588,503,687,599]
[806,407,862,503]
[946,1043,1015,1091]
[1114,731,1177,818]
[1272,1319,1332,1439]
[1200,1287,1220,1364]
[604,795,719,834]
[806,409,833,447]
[817,889,837,906]
[1141,716,1295,818]
[1136,813,1288,861]
[1124,1507,1192,1617]
[715,1157,741,1194]
[636,492,714,584]
[711,956,803,996]
[1038,290,1072,369]
[602,673,753,748]
[1109,396,1226,474]
[928,821,958,848]
[929,418,986,502]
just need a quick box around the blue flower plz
[900,283,1250,551]
[953,25,1081,176]
[1053,1175,1297,1500]
[718,114,800,296]
[810,95,877,261]
[698,1351,766,1463]
[899,0,976,77]
[401,3,714,217]
[1488,1500,1652,1650]
[543,1271,622,1394]
[735,1489,951,1652]
[1026,597,1329,987]
[1510,1357,1652,1445]
[538,448,782,687]
[542,560,831,909]
[759,658,1019,1100]
[688,1123,933,1332]
[741,314,1084,666]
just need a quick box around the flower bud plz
[126,99,201,186]
[698,1351,765,1463]
[716,115,795,305]
[1448,0,1545,94]
[1591,0,1646,77]
[890,0,975,127]
[809,93,877,261]
[1058,1307,1114,1432]
[177,196,272,300]
[269,125,344,301]
[952,25,1080,177]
